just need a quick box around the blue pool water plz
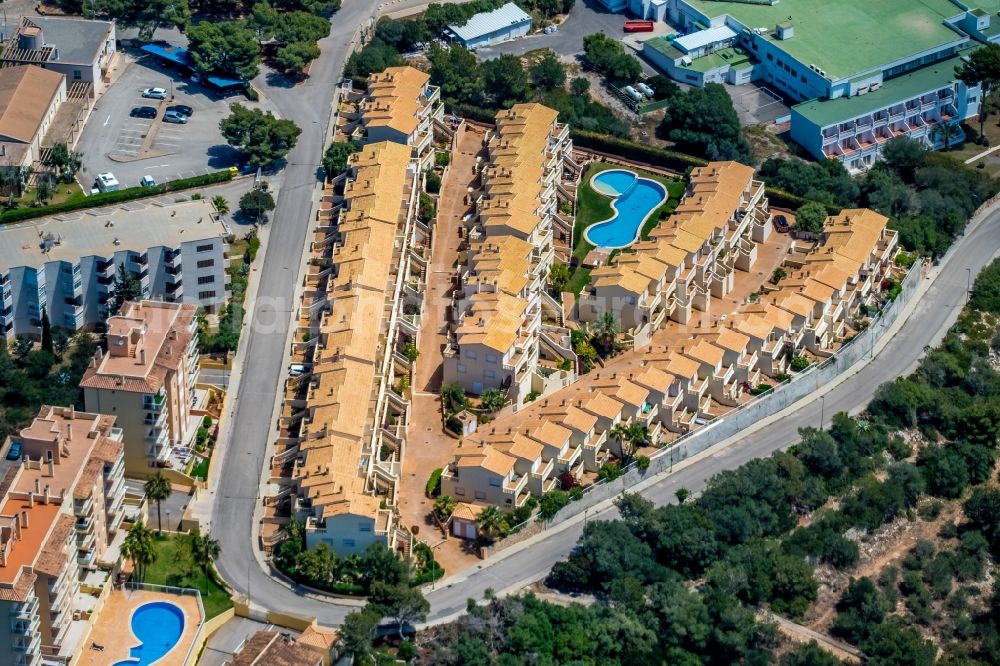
[584,169,668,249]
[113,601,185,666]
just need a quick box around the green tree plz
[135,0,191,41]
[44,142,83,182]
[476,505,507,541]
[956,43,1000,137]
[245,1,281,41]
[549,262,571,292]
[660,83,753,163]
[860,619,935,666]
[239,189,276,223]
[344,38,406,78]
[964,487,1000,551]
[582,33,641,81]
[191,534,221,594]
[220,104,301,167]
[432,495,457,520]
[795,201,827,235]
[479,388,505,414]
[107,263,142,316]
[272,10,330,44]
[212,195,229,215]
[931,119,963,151]
[337,608,380,663]
[484,54,530,107]
[780,642,846,666]
[832,577,889,645]
[274,42,321,73]
[121,522,156,581]
[322,141,360,181]
[591,311,620,356]
[369,581,430,638]
[39,308,52,354]
[144,472,171,533]
[570,76,590,97]
[440,382,469,415]
[880,136,928,182]
[610,421,645,465]
[428,43,484,105]
[34,176,53,204]
[530,52,566,91]
[187,21,260,80]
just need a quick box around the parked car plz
[140,175,156,187]
[142,87,168,99]
[167,104,193,117]
[95,172,120,193]
[773,214,790,233]
[6,442,21,461]
[163,110,188,124]
[130,106,158,119]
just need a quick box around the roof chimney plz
[19,511,28,529]
[47,459,54,477]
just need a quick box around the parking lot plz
[76,52,276,189]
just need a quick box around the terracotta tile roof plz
[0,64,63,143]
[451,502,483,522]
[297,624,338,652]
[362,65,430,136]
[456,446,515,476]
[666,353,701,380]
[34,514,73,578]
[582,392,624,421]
[685,340,726,368]
[561,406,597,434]
[713,327,750,353]
[230,631,323,666]
[498,434,543,462]
[631,365,675,394]
[527,420,571,449]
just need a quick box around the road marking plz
[103,114,111,127]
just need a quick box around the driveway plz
[476,0,625,60]
[75,52,260,187]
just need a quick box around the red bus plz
[624,20,655,32]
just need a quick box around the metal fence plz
[484,260,923,557]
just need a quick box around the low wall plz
[483,260,923,557]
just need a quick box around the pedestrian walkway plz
[398,126,486,573]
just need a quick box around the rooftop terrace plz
[683,0,966,79]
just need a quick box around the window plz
[456,363,466,373]
[358,523,372,532]
[465,350,477,360]
[489,478,501,487]
[766,52,773,61]
[196,243,214,253]
[486,353,498,364]
[198,290,216,299]
[484,370,495,379]
[72,70,81,80]
[196,259,215,269]
[342,539,355,547]
[455,486,466,496]
[197,275,215,285]
[474,490,486,500]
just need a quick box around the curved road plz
[209,1,1000,628]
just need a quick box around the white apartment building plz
[443,103,577,401]
[0,198,232,339]
[79,301,200,477]
[268,141,422,557]
[0,406,125,666]
[579,161,771,342]
[351,65,444,168]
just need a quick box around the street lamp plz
[820,394,825,430]
[966,267,972,304]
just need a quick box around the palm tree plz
[479,388,505,414]
[610,421,647,466]
[931,120,962,151]
[592,312,621,357]
[440,382,468,416]
[212,195,230,215]
[190,534,221,594]
[121,522,156,581]
[432,495,458,521]
[144,472,171,533]
[475,505,507,542]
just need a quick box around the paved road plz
[477,0,624,60]
[212,164,999,628]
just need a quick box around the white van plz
[95,172,120,193]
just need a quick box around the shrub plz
[435,151,451,167]
[425,170,441,194]
[569,130,708,172]
[636,455,650,472]
[598,462,622,481]
[425,468,443,498]
[790,356,810,372]
[538,490,570,520]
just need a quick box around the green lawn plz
[142,533,233,619]
[190,456,209,480]
[566,162,683,295]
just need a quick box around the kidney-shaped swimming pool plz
[113,601,185,666]
[583,169,668,249]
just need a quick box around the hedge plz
[0,170,234,225]
[765,186,843,214]
[570,130,709,173]
[426,468,443,498]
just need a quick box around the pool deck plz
[83,588,204,666]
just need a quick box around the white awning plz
[675,25,737,53]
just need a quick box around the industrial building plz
[622,0,995,170]
[447,2,532,49]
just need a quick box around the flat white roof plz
[449,2,532,41]
[674,25,737,53]
[0,198,230,269]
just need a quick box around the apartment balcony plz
[530,458,555,483]
[77,550,96,567]
[10,596,39,623]
[76,530,96,551]
[11,632,40,655]
[557,443,583,470]
[503,471,529,497]
[75,515,94,533]
[73,495,94,517]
